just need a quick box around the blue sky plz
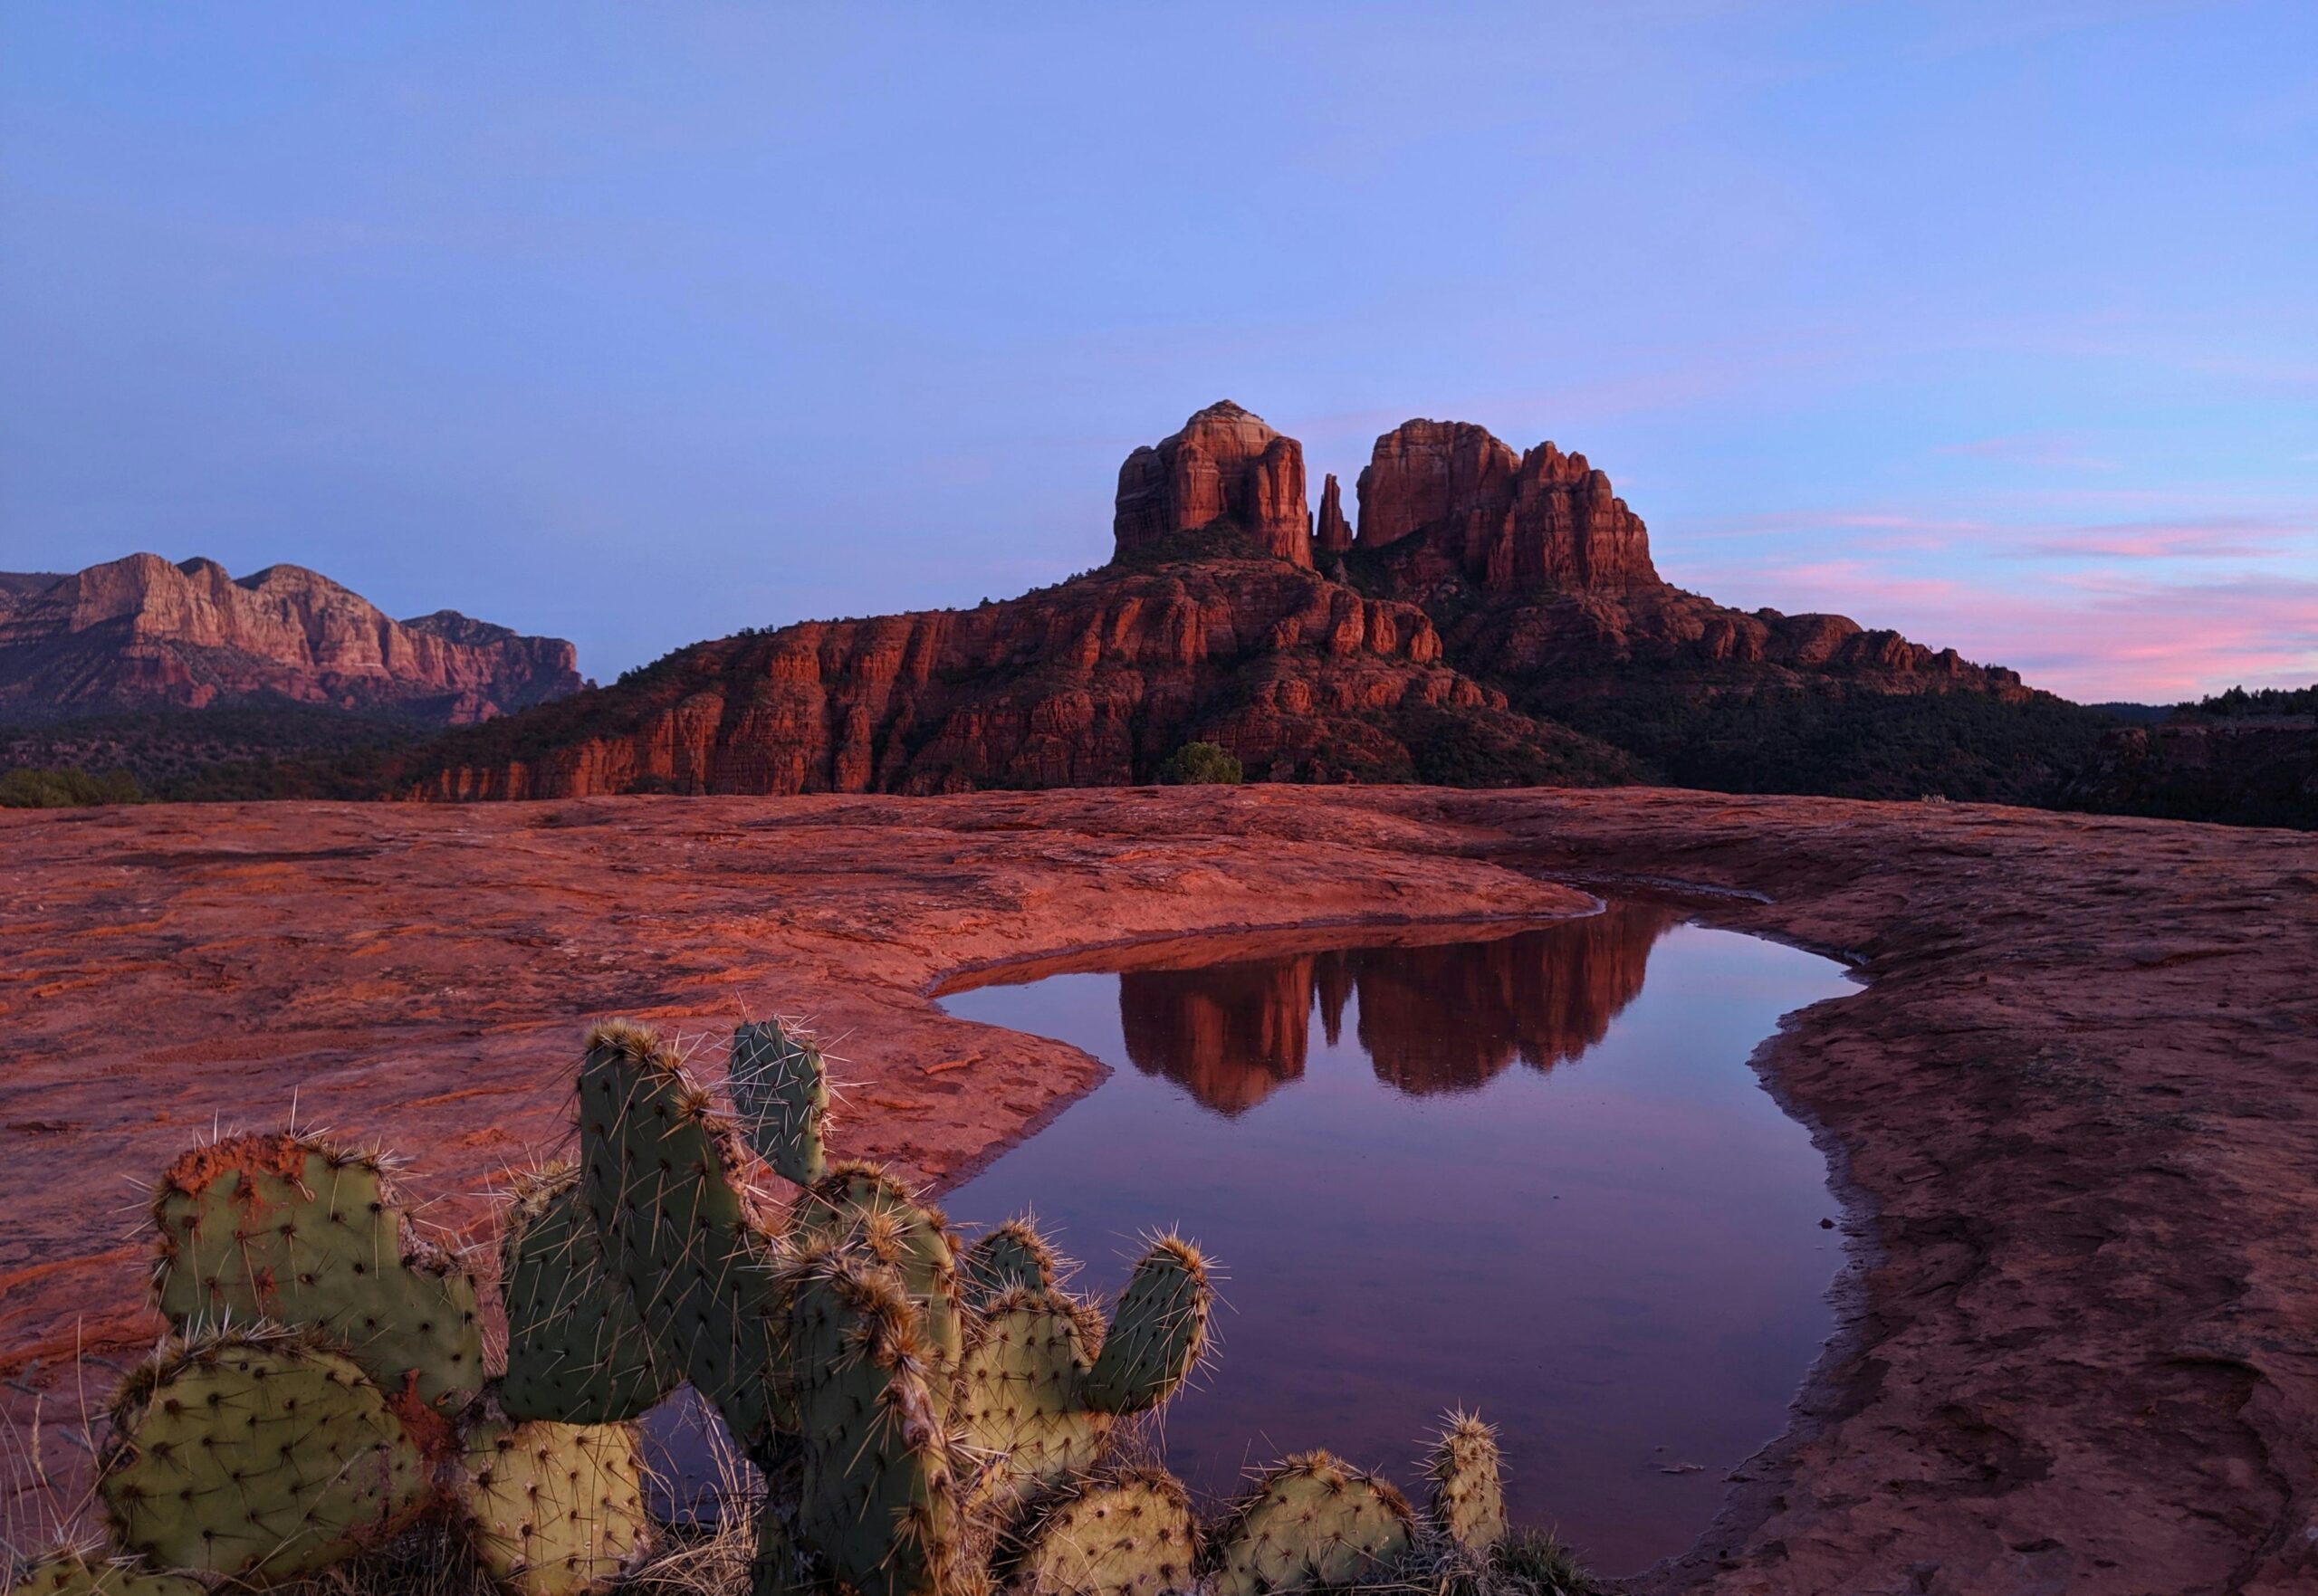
[3,2,2313,701]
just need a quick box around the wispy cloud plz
[2016,517,2296,560]
[1935,433,2117,471]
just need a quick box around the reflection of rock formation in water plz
[1115,905,1681,1113]
[1352,903,1679,1094]
[1118,958,1315,1116]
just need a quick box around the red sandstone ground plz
[2,788,2313,1594]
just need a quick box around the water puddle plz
[933,905,1856,1575]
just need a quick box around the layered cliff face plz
[411,559,1632,798]
[0,554,582,724]
[1113,400,1311,567]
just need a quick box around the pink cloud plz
[1680,553,2318,702]
[1936,433,2117,471]
[2016,517,2296,560]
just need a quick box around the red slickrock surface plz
[3,787,2313,1592]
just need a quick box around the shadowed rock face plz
[0,554,582,725]
[1115,904,1681,1113]
[1114,400,1312,567]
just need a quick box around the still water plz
[934,906,1855,1575]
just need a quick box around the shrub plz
[0,764,145,808]
[1157,741,1243,785]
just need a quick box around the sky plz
[2,2,2313,703]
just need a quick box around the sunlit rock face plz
[0,553,581,724]
[1113,400,1313,568]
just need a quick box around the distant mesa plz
[0,553,583,726]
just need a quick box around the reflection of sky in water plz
[938,913,1856,1577]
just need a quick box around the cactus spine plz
[1426,1410,1507,1553]
[3,1554,205,1596]
[148,1133,482,1411]
[1081,1236,1212,1416]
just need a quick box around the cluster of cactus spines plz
[2,1552,205,1596]
[1080,1236,1212,1417]
[729,1018,831,1188]
[148,1133,483,1413]
[1208,1452,1417,1596]
[785,1245,963,1596]
[959,1219,1063,1309]
[996,1469,1200,1596]
[956,1287,1112,1496]
[1425,1410,1507,1553]
[459,1420,652,1596]
[577,1020,788,1450]
[41,1011,1537,1596]
[792,1162,967,1410]
[98,1328,432,1580]
[498,1164,675,1426]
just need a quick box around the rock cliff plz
[0,554,582,724]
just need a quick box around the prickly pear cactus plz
[499,1164,675,1424]
[785,1245,961,1596]
[99,1329,430,1581]
[3,1553,205,1596]
[957,1286,1111,1496]
[1000,1468,1200,1596]
[460,1420,652,1596]
[148,1132,483,1411]
[790,1162,963,1403]
[1208,1452,1414,1596]
[730,1018,830,1188]
[748,1497,806,1596]
[577,1021,788,1448]
[1426,1410,1506,1552]
[959,1218,1062,1309]
[1082,1235,1212,1416]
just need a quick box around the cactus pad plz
[1082,1236,1212,1416]
[959,1219,1062,1310]
[786,1246,960,1596]
[460,1420,652,1596]
[747,1497,806,1596]
[499,1164,675,1424]
[3,1553,204,1596]
[1208,1452,1414,1596]
[1425,1411,1506,1552]
[957,1287,1110,1496]
[99,1329,429,1580]
[1001,1469,1200,1596]
[577,1021,787,1448]
[791,1162,963,1401]
[729,1018,830,1188]
[148,1132,483,1412]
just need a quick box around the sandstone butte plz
[402,401,2023,800]
[0,552,584,724]
[5,786,2314,1594]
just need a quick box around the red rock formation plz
[1314,473,1353,557]
[1114,401,1312,567]
[1354,418,1659,593]
[0,554,582,724]
[408,559,1628,798]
